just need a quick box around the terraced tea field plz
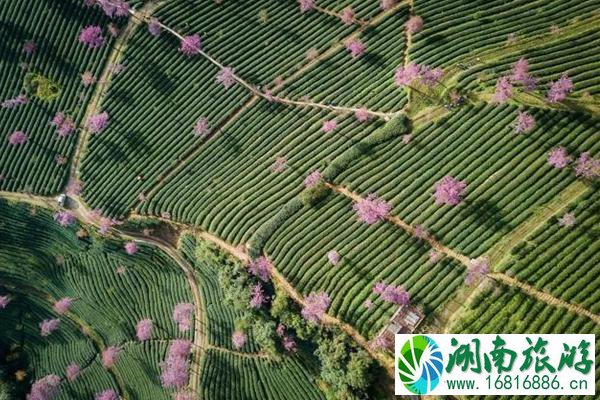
[1,0,598,399]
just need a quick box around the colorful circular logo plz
[397,335,444,394]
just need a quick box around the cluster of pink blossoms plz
[1,94,28,109]
[371,334,393,351]
[298,0,315,13]
[23,40,36,56]
[406,15,424,34]
[373,281,410,305]
[0,295,11,309]
[303,170,322,188]
[574,152,599,179]
[232,330,247,349]
[179,34,201,55]
[322,119,337,133]
[102,345,121,368]
[345,39,366,58]
[354,108,370,122]
[380,0,396,10]
[79,26,105,49]
[216,67,236,89]
[173,302,194,331]
[465,257,490,285]
[301,291,330,324]
[86,111,109,134]
[353,193,392,224]
[194,117,210,137]
[395,62,443,87]
[558,212,576,228]
[513,111,536,134]
[8,130,28,146]
[94,389,119,400]
[124,241,138,255]
[547,74,573,103]
[341,7,355,25]
[327,250,340,266]
[248,256,272,282]
[40,319,61,337]
[54,211,76,227]
[270,156,288,173]
[65,362,80,381]
[136,318,153,341]
[53,297,73,315]
[547,147,571,169]
[27,374,61,400]
[148,19,162,37]
[433,175,466,205]
[51,112,76,137]
[249,284,267,309]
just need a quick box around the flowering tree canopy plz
[148,19,162,37]
[51,112,76,137]
[54,211,76,227]
[161,339,192,388]
[373,281,410,305]
[353,194,392,224]
[298,0,315,13]
[248,256,272,282]
[511,58,529,83]
[322,119,337,133]
[2,94,28,109]
[53,297,73,315]
[194,117,210,137]
[102,345,121,368]
[79,26,105,49]
[0,295,11,309]
[513,111,535,134]
[547,147,571,169]
[216,67,236,89]
[547,74,573,103]
[301,291,330,324]
[40,319,60,337]
[433,175,467,205]
[27,374,61,400]
[270,156,288,173]
[173,302,194,331]
[371,334,393,351]
[465,257,490,285]
[81,71,96,86]
[174,392,194,400]
[380,0,396,10]
[249,284,266,309]
[179,34,201,55]
[406,15,423,34]
[65,363,80,381]
[394,63,420,86]
[86,111,109,134]
[413,224,428,239]
[94,389,119,400]
[283,335,297,352]
[136,319,153,341]
[327,250,340,266]
[232,330,247,349]
[574,152,599,179]
[428,249,442,263]
[303,170,322,188]
[345,39,366,58]
[124,241,138,255]
[341,7,355,25]
[492,76,513,103]
[8,130,28,145]
[558,212,576,228]
[355,108,369,122]
[23,40,36,56]
[95,0,130,18]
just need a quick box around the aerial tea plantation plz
[0,0,598,399]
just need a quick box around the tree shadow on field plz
[144,65,176,96]
[363,52,388,71]
[217,131,242,155]
[339,255,376,283]
[421,33,448,49]
[94,126,153,165]
[462,198,510,236]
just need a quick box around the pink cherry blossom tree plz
[341,7,355,25]
[148,19,161,37]
[380,0,396,10]
[179,34,201,55]
[547,74,573,103]
[301,292,331,324]
[345,39,366,58]
[94,389,119,400]
[303,170,322,188]
[54,211,76,227]
[216,67,236,89]
[53,297,73,315]
[270,157,288,173]
[136,319,153,341]
[40,319,60,336]
[86,111,109,134]
[513,111,535,134]
[298,0,315,13]
[322,119,337,133]
[465,257,489,285]
[8,130,28,145]
[573,152,599,179]
[124,241,138,255]
[249,284,266,309]
[27,374,61,400]
[558,212,575,228]
[65,362,80,381]
[23,40,36,56]
[232,330,247,349]
[194,117,210,137]
[81,71,96,86]
[79,26,105,49]
[327,250,340,266]
[0,295,11,309]
[173,302,194,331]
[547,147,571,169]
[406,15,423,34]
[491,76,513,103]
[355,108,369,122]
[1,94,28,109]
[248,256,272,282]
[51,112,76,137]
[372,281,410,305]
[283,335,297,352]
[353,194,392,224]
[102,346,121,368]
[433,175,466,205]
